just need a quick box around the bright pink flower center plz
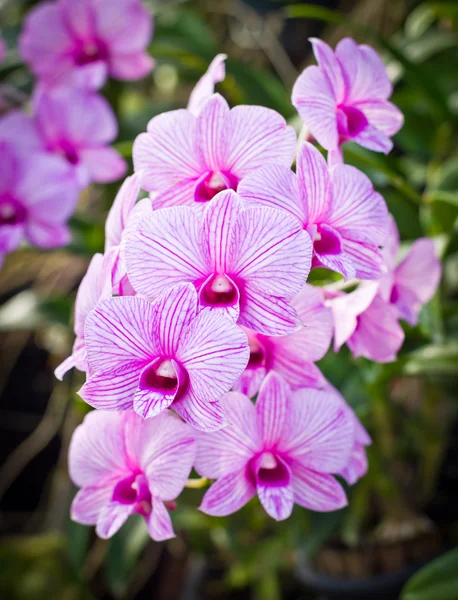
[247,335,267,368]
[200,274,239,307]
[249,452,290,488]
[337,105,368,139]
[112,473,152,516]
[308,223,342,256]
[0,196,26,226]
[194,171,238,203]
[140,359,179,392]
[74,38,109,66]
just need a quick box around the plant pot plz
[295,528,446,600]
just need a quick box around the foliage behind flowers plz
[1,1,458,599]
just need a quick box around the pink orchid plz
[234,283,333,397]
[133,93,296,208]
[379,216,441,326]
[104,172,152,293]
[196,372,354,520]
[0,141,78,267]
[79,282,249,431]
[20,0,154,90]
[69,410,195,541]
[327,282,405,363]
[323,383,371,485]
[239,142,389,280]
[125,190,312,336]
[187,54,227,116]
[0,88,126,187]
[55,251,115,380]
[292,38,403,161]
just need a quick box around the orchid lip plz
[194,170,238,203]
[249,452,291,488]
[200,273,239,307]
[112,473,152,515]
[337,105,368,139]
[309,223,342,256]
[247,334,268,369]
[0,196,26,225]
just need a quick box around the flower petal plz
[122,411,195,499]
[329,164,388,246]
[202,190,242,272]
[238,284,301,336]
[79,361,143,410]
[257,479,294,521]
[195,391,260,478]
[105,172,143,250]
[177,308,249,404]
[79,147,127,183]
[147,497,175,541]
[291,284,333,361]
[279,388,354,473]
[255,372,289,448]
[292,65,339,150]
[68,410,129,488]
[199,469,256,516]
[196,93,230,171]
[356,99,403,136]
[153,282,198,356]
[296,142,332,224]
[232,206,312,297]
[309,38,345,103]
[224,106,296,177]
[109,52,155,80]
[238,164,305,223]
[126,207,207,298]
[84,296,157,373]
[342,239,385,280]
[188,54,227,116]
[96,501,133,539]
[133,110,202,192]
[352,124,393,154]
[173,394,225,432]
[71,485,114,525]
[292,465,348,512]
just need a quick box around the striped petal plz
[297,142,332,224]
[199,469,256,516]
[126,207,207,298]
[196,94,230,171]
[147,497,175,541]
[255,372,289,448]
[202,190,242,272]
[292,465,347,512]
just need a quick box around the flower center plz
[0,196,26,226]
[308,223,342,256]
[194,171,238,203]
[112,473,152,516]
[200,274,239,307]
[247,335,267,368]
[337,105,368,139]
[250,452,291,488]
[75,39,109,66]
[140,359,179,391]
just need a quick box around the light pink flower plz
[133,93,296,208]
[69,410,195,541]
[196,372,354,520]
[20,0,154,90]
[79,283,249,431]
[379,216,441,326]
[323,383,371,485]
[239,142,388,280]
[0,89,126,187]
[55,251,115,380]
[125,190,312,336]
[0,141,78,267]
[104,172,152,293]
[327,282,405,363]
[234,284,332,397]
[187,54,227,116]
[292,38,403,159]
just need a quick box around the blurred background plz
[1,0,458,598]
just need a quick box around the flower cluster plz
[61,42,441,541]
[0,0,154,267]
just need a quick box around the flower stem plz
[185,477,209,489]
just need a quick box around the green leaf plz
[403,341,458,376]
[401,547,458,600]
[106,516,151,598]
